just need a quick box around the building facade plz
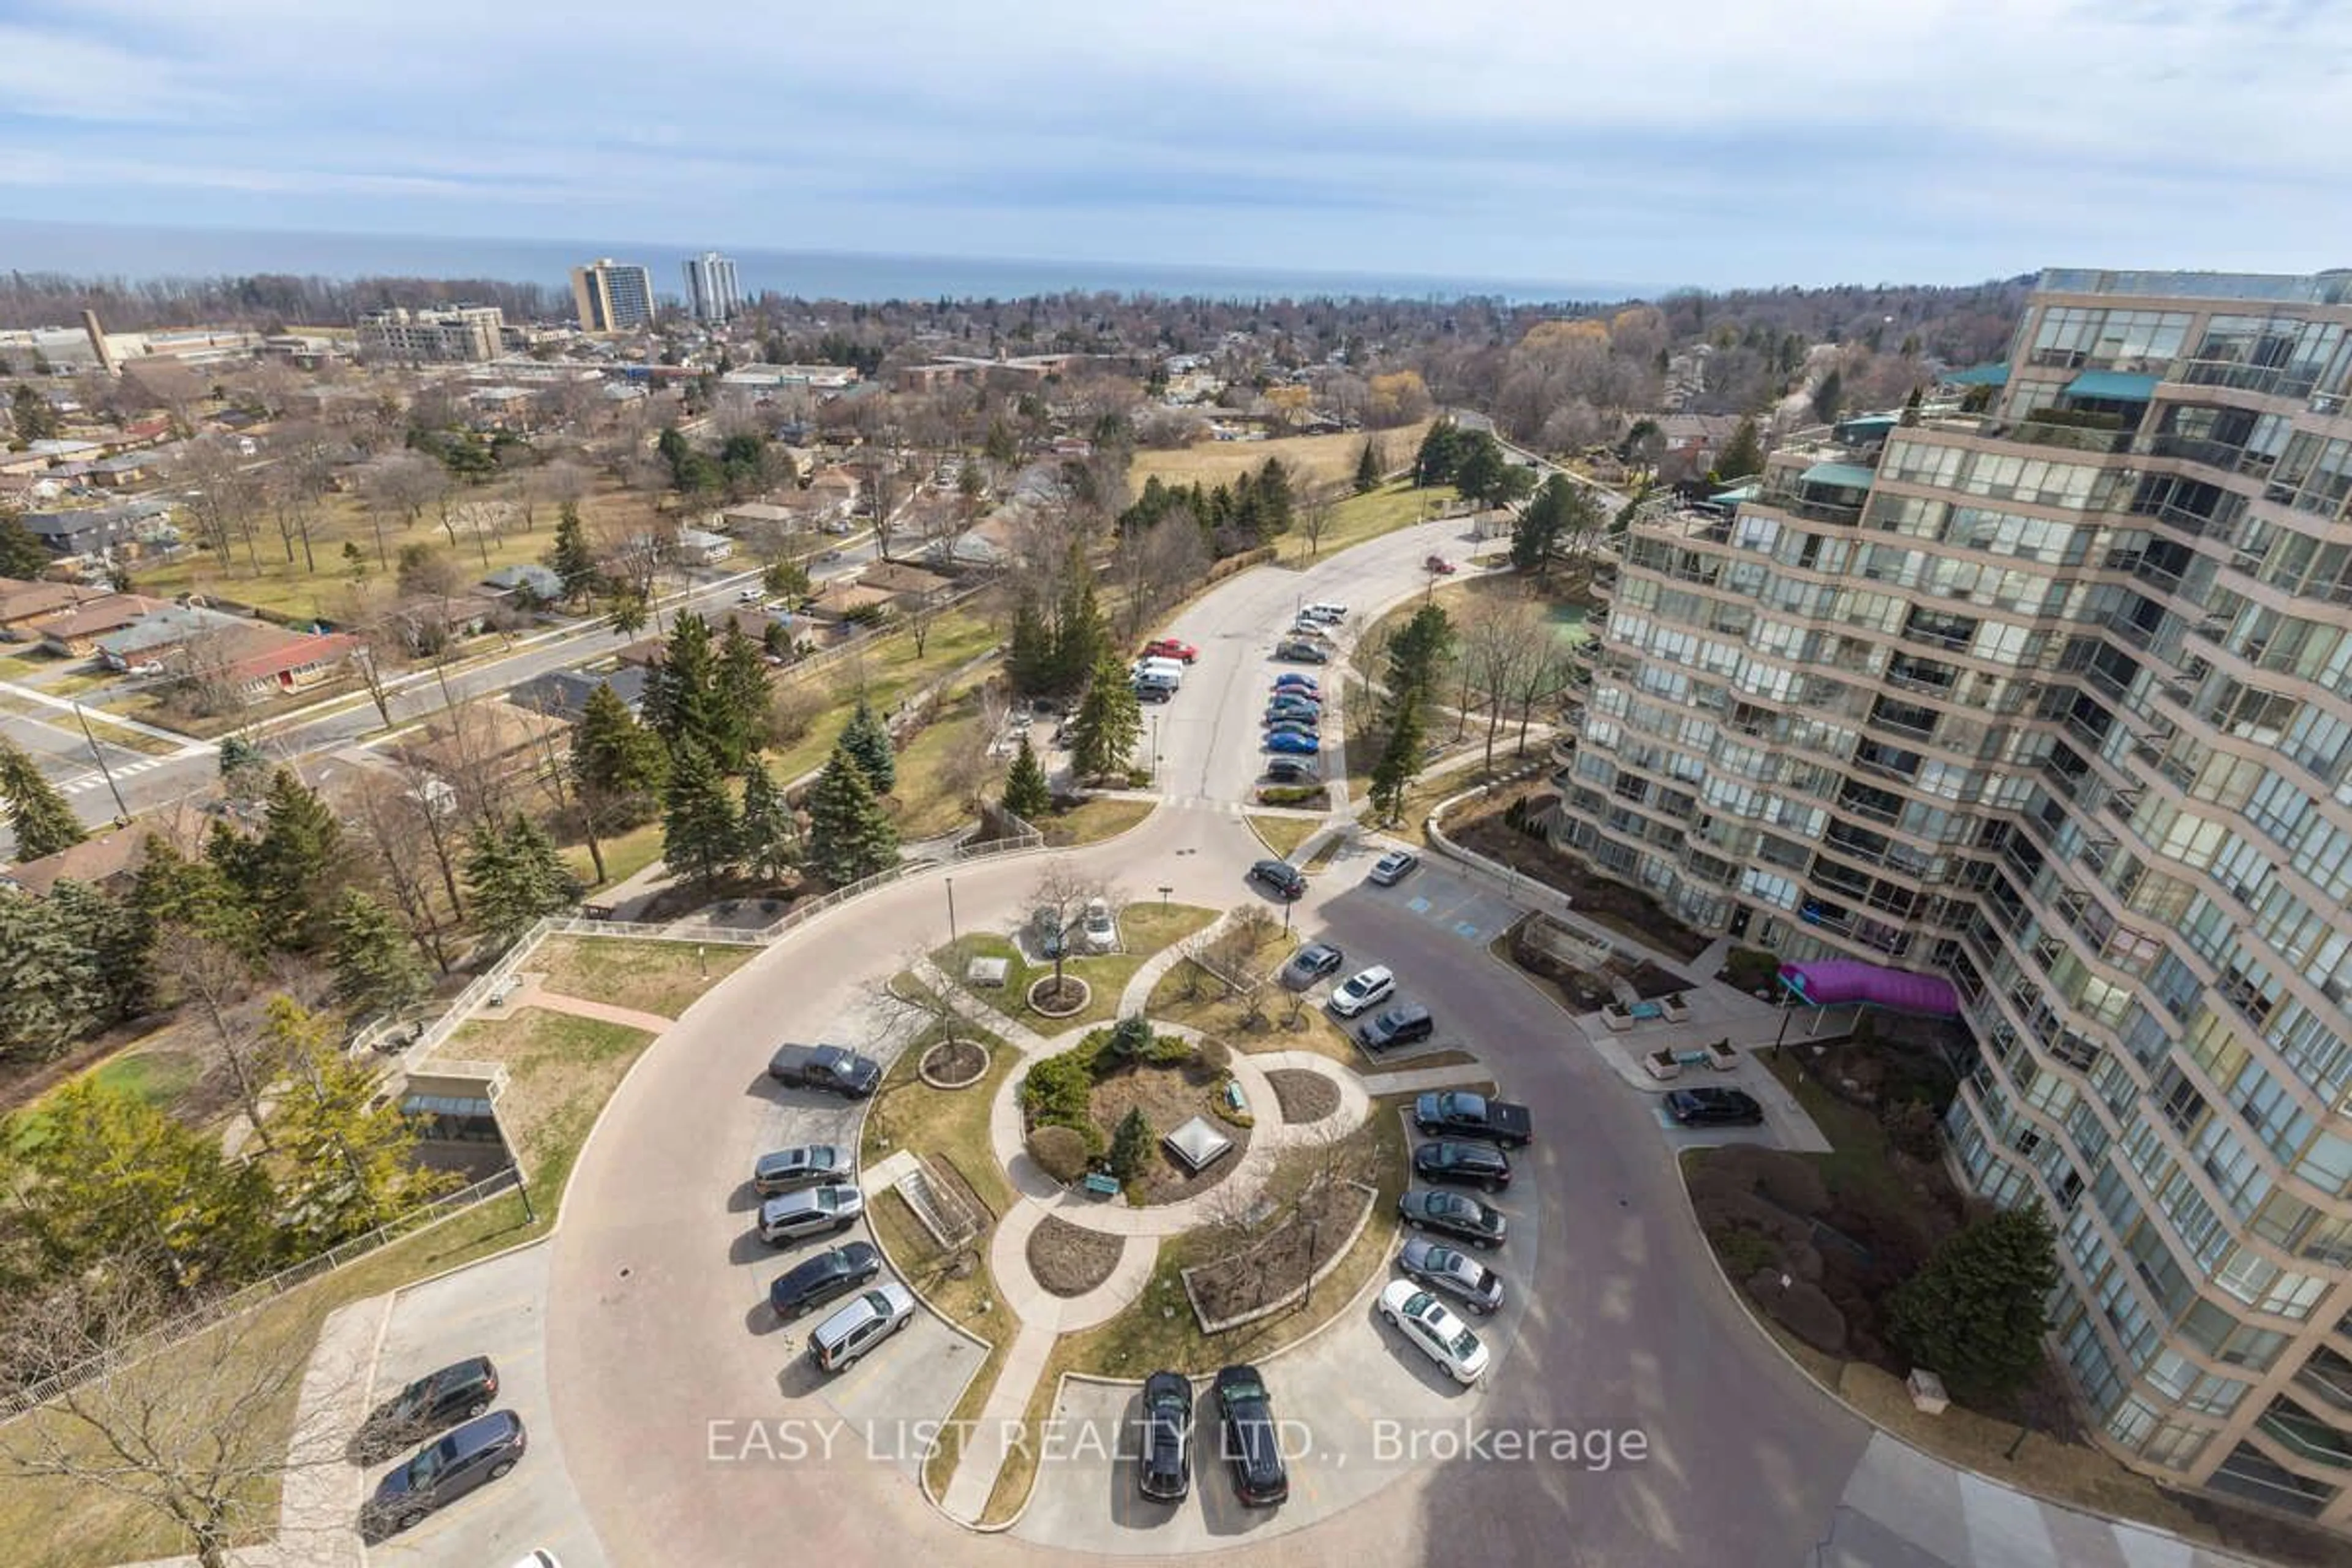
[1547,268,2352,1528]
[355,305,505,363]
[570,258,655,333]
[682,251,741,324]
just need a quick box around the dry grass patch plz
[1131,422,1435,494]
[1245,812,1320,859]
[443,1009,654,1197]
[1038,796,1154,846]
[529,935,754,1018]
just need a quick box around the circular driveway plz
[543,518,1872,1565]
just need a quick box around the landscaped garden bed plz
[1182,1177,1374,1330]
[1027,1216,1124,1298]
[1019,1017,1246,1204]
[1447,790,1711,960]
[1267,1069,1340,1124]
[918,1037,989,1088]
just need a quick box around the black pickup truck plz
[766,1042,883,1098]
[1412,1089,1532,1148]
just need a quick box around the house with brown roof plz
[391,701,570,794]
[856,560,953,611]
[0,804,205,896]
[0,578,106,640]
[38,594,173,657]
[804,580,895,622]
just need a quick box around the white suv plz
[1328,965,1396,1018]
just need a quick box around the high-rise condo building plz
[570,258,655,333]
[682,251,741,325]
[354,304,505,363]
[1547,267,2352,1529]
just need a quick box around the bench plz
[487,976,522,1006]
[1224,1082,1247,1114]
[1080,1172,1121,1199]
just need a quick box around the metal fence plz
[0,1166,521,1423]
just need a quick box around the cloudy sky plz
[2,0,2348,290]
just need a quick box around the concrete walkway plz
[937,1322,1058,1525]
[1115,911,1232,1016]
[985,1201,1160,1333]
[1358,1061,1497,1098]
[908,956,1056,1056]
[488,975,676,1036]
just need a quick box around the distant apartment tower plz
[682,252,741,325]
[571,258,655,333]
[1548,266,2352,1530]
[355,305,505,363]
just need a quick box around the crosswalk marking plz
[59,754,175,794]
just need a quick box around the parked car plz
[753,1145,846,1196]
[1368,848,1421,886]
[1357,1001,1436,1052]
[1665,1087,1766,1127]
[1264,757,1320,785]
[1423,554,1457,575]
[1264,704,1322,728]
[1214,1365,1289,1507]
[1248,859,1307,900]
[1302,601,1348,622]
[766,1042,883,1098]
[1279,941,1344,990]
[1266,730,1321,755]
[353,1357,498,1462]
[1413,1089,1533,1147]
[1328,965,1396,1018]
[1142,638,1199,663]
[1397,1237,1504,1315]
[1265,693,1322,716]
[758,1184,865,1245]
[1397,1188,1507,1249]
[1080,897,1118,954]
[808,1282,917,1372]
[1133,676,1176,704]
[363,1411,527,1539]
[1030,905,1068,959]
[1414,1140,1513,1191]
[768,1241,884,1319]
[1264,717,1319,739]
[1269,673,1322,696]
[1275,638,1331,663]
[1378,1280,1489,1384]
[1137,1370,1193,1502]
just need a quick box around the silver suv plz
[758,1184,864,1245]
[808,1282,917,1371]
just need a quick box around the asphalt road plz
[542,510,1872,1567]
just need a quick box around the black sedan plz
[1279,942,1344,991]
[1412,1140,1512,1192]
[1665,1087,1766,1127]
[1136,1370,1193,1502]
[1397,1188,1507,1249]
[769,1241,884,1319]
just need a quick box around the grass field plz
[1246,812,1321,859]
[1129,420,1435,495]
[930,901,1216,1032]
[1278,478,1461,565]
[6,1047,205,1154]
[529,935,756,1019]
[761,605,1001,788]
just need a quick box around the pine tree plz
[1066,647,1142,783]
[642,611,723,759]
[1354,437,1383,493]
[328,887,429,1017]
[709,622,772,772]
[1109,1105,1153,1182]
[464,814,574,944]
[0,737,88,861]
[571,680,668,821]
[1254,458,1294,535]
[546,501,600,603]
[48,878,151,1026]
[661,741,741,890]
[1888,1202,2062,1402]
[802,744,899,888]
[1713,417,1764,482]
[258,997,454,1251]
[243,769,349,949]
[10,382,61,442]
[1008,594,1055,695]
[0,512,51,579]
[1368,693,1427,826]
[1001,731,1051,820]
[1382,603,1454,726]
[837,696,897,794]
[1050,558,1108,694]
[1414,419,1462,486]
[0,888,111,1061]
[1512,474,1569,578]
[1811,368,1845,426]
[735,756,799,881]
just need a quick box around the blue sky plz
[2,0,2348,289]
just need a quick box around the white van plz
[1302,601,1348,623]
[1136,657,1186,685]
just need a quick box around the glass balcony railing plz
[2257,1398,2352,1470]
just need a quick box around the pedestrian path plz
[489,976,676,1036]
[861,1148,921,1195]
[910,956,1056,1056]
[1117,910,1234,1014]
[1358,1061,1494,1098]
[938,1322,1057,1525]
[985,1201,1159,1332]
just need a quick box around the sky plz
[2,0,2350,290]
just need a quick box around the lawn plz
[929,902,1216,1033]
[1036,796,1153,846]
[1130,420,1435,495]
[559,816,666,891]
[7,1047,205,1154]
[1278,478,1462,565]
[528,935,756,1019]
[1144,924,1378,1064]
[1757,1051,1909,1212]
[861,1000,1022,1218]
[884,679,997,843]
[443,1009,657,1201]
[760,605,1002,788]
[1246,812,1321,859]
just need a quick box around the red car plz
[1142,638,1198,663]
[1424,555,1457,575]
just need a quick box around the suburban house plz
[0,578,108,640]
[93,603,252,671]
[479,564,565,603]
[798,467,861,531]
[717,501,804,542]
[218,625,363,697]
[508,665,648,722]
[935,511,1017,569]
[392,700,571,794]
[804,579,895,623]
[0,807,205,895]
[38,594,174,657]
[17,498,173,558]
[673,527,733,565]
[856,560,954,612]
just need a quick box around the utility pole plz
[69,700,130,822]
[945,875,959,948]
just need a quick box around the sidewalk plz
[937,1323,1057,1524]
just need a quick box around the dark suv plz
[1248,859,1307,901]
[769,1241,883,1319]
[1356,1001,1434,1052]
[1215,1364,1288,1507]
[1413,1140,1512,1191]
[362,1410,526,1538]
[1137,1370,1193,1502]
[351,1357,498,1462]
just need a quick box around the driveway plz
[364,1243,606,1568]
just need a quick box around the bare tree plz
[1297,491,1337,562]
[1460,595,1552,774]
[349,773,458,970]
[936,687,1008,816]
[174,436,266,573]
[146,926,276,1149]
[1026,858,1110,998]
[537,457,594,516]
[0,1272,368,1568]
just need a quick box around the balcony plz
[2296,1346,2352,1415]
[2257,1396,2352,1471]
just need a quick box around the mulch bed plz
[1027,1215,1124,1298]
[1088,1063,1252,1204]
[1450,798,1711,960]
[1621,960,1693,1000]
[919,1038,989,1088]
[1186,1180,1371,1325]
[1266,1069,1340,1125]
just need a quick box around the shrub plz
[1027,1125,1091,1183]
[1021,1054,1095,1131]
[1142,1031,1193,1065]
[1196,1037,1232,1075]
[1722,946,1780,992]
[1108,1107,1153,1181]
[1882,1099,1943,1161]
[1747,1268,1847,1354]
[1889,1203,2061,1401]
[1256,785,1326,807]
[1106,1014,1153,1060]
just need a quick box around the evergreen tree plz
[1049,560,1109,693]
[660,741,741,890]
[1889,1202,2062,1402]
[0,889,110,1063]
[642,611,723,759]
[0,737,88,861]
[1008,594,1055,695]
[802,744,899,888]
[1811,368,1845,426]
[711,622,772,771]
[131,837,260,954]
[1253,458,1295,535]
[1367,692,1427,826]
[10,381,61,442]
[0,511,51,579]
[837,696,897,794]
[1000,731,1051,820]
[1451,431,1518,506]
[1713,417,1764,482]
[1066,647,1142,783]
[243,769,349,949]
[328,886,429,1017]
[546,501,600,603]
[464,814,574,945]
[48,878,151,1026]
[571,680,668,821]
[1900,385,1924,428]
[258,997,453,1250]
[1382,603,1455,726]
[762,556,810,601]
[1108,1106,1153,1182]
[1414,419,1463,486]
[734,756,800,881]
[607,589,650,638]
[1354,437,1383,493]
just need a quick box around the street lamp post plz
[1149,712,1160,784]
[944,875,959,948]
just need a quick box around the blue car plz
[1264,703,1321,726]
[1267,730,1321,755]
[1270,675,1322,697]
[1265,720,1319,742]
